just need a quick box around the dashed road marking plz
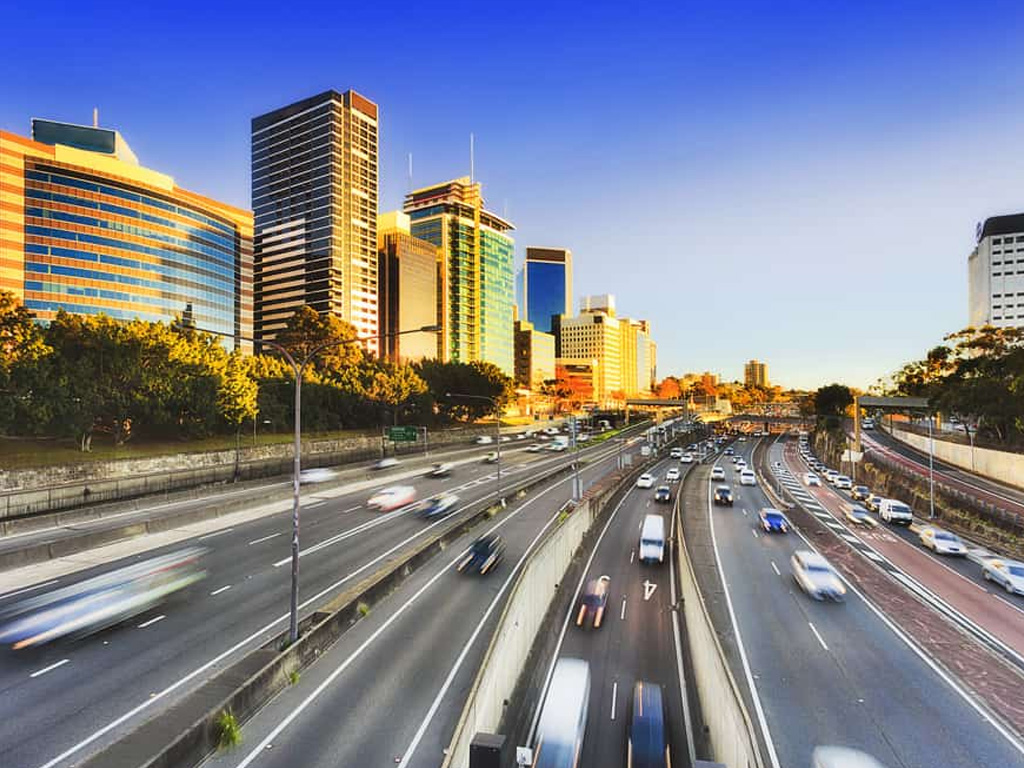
[137,615,165,629]
[30,659,69,678]
[210,585,232,596]
[808,622,829,651]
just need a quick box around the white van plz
[532,658,591,768]
[879,499,913,525]
[640,445,652,457]
[639,514,666,564]
[739,469,757,486]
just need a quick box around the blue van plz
[627,681,670,768]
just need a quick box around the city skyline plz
[5,2,1024,388]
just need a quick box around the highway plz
[201,434,661,768]
[0,434,636,768]
[530,453,695,767]
[696,438,1024,768]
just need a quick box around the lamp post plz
[447,392,503,504]
[927,410,936,519]
[176,318,439,644]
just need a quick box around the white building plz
[968,214,1024,328]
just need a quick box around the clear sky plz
[4,0,1024,389]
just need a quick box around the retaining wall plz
[884,424,1024,492]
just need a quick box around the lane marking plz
[751,530,759,539]
[137,615,165,629]
[197,528,234,540]
[0,579,60,601]
[210,585,232,596]
[247,533,282,546]
[643,581,658,601]
[342,505,362,514]
[770,561,780,576]
[620,598,627,620]
[30,659,69,678]
[610,681,618,721]
[808,622,829,651]
[630,550,635,564]
[669,489,698,767]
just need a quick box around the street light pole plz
[177,317,439,644]
[927,411,936,519]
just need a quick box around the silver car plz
[981,558,1024,595]
[791,550,846,601]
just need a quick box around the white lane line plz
[770,561,780,576]
[841,534,860,544]
[669,492,698,767]
[742,508,748,516]
[610,681,618,720]
[865,551,884,562]
[137,615,166,629]
[0,579,60,601]
[197,528,234,540]
[751,530,759,539]
[247,532,282,546]
[630,550,635,564]
[30,659,69,678]
[342,505,362,513]
[620,598,627,620]
[209,585,232,596]
[808,622,829,651]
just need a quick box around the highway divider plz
[78,441,628,768]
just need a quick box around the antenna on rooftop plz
[408,153,413,191]
[470,132,475,183]
[93,108,98,128]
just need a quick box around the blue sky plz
[4,0,1024,389]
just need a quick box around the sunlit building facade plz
[404,178,515,375]
[514,318,555,389]
[0,120,252,348]
[524,246,572,335]
[968,214,1024,329]
[377,211,438,363]
[744,359,769,387]
[559,300,621,403]
[251,90,379,351]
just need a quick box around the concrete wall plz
[675,516,763,768]
[444,488,610,768]
[886,424,1024,491]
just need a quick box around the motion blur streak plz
[0,547,207,649]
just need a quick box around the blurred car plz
[654,486,672,503]
[864,494,884,513]
[851,485,871,501]
[577,433,591,442]
[845,505,877,527]
[739,469,757,486]
[499,435,511,443]
[525,443,543,453]
[456,534,505,575]
[680,453,694,463]
[475,435,494,445]
[834,475,852,490]
[367,485,416,511]
[372,457,401,471]
[724,447,734,456]
[576,576,610,628]
[0,547,207,649]
[665,467,681,482]
[981,558,1024,594]
[919,527,967,556]
[711,466,726,481]
[713,485,733,506]
[824,469,840,484]
[627,681,670,768]
[416,493,460,519]
[300,468,337,484]
[791,550,846,601]
[813,746,890,768]
[804,473,821,487]
[670,447,683,459]
[731,456,741,464]
[734,460,747,472]
[636,473,655,489]
[427,462,453,478]
[758,508,789,533]
[482,451,499,463]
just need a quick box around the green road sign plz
[387,425,419,442]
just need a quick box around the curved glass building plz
[0,120,252,348]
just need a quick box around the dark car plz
[415,493,460,519]
[627,681,670,768]
[654,486,672,504]
[864,494,883,513]
[713,485,733,506]
[576,576,610,628]
[758,508,789,533]
[456,534,505,575]
[851,485,871,501]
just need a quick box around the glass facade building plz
[0,122,253,348]
[404,178,515,375]
[377,211,438,362]
[524,247,572,334]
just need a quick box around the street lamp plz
[176,316,439,644]
[447,392,503,504]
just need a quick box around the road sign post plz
[386,425,419,443]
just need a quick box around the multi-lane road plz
[699,438,1024,768]
[0,433,641,768]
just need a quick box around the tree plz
[656,377,682,399]
[814,383,853,428]
[274,306,364,377]
[415,360,514,421]
[218,352,259,433]
[0,291,50,433]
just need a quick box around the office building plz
[404,177,515,375]
[523,246,572,334]
[0,120,252,347]
[968,214,1024,328]
[744,359,769,388]
[555,358,599,405]
[377,211,438,362]
[251,90,379,350]
[559,298,621,402]
[514,318,555,389]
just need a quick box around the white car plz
[834,475,852,490]
[919,527,967,556]
[739,469,756,486]
[525,444,543,453]
[711,466,726,481]
[636,473,656,489]
[680,453,695,464]
[427,462,454,477]
[475,435,494,445]
[734,460,747,472]
[824,469,839,484]
[299,468,337,484]
[373,457,401,470]
[981,558,1024,595]
[791,550,846,601]
[665,467,681,482]
[803,473,821,487]
[670,448,683,459]
[367,485,416,512]
[879,498,913,526]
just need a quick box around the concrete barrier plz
[884,424,1024,492]
[674,500,764,768]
